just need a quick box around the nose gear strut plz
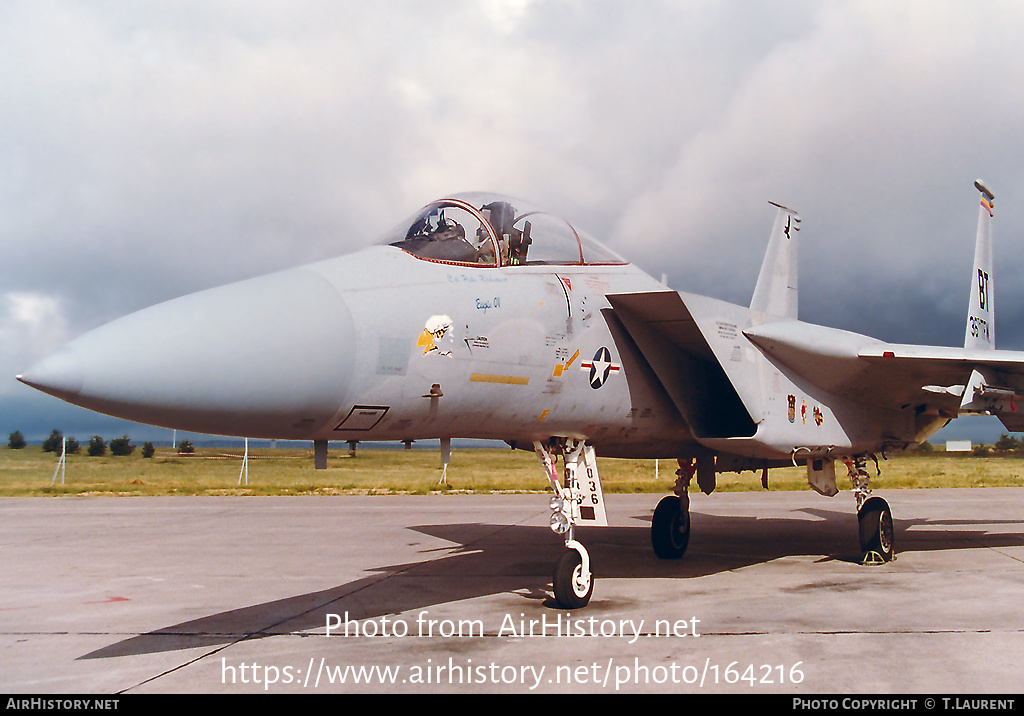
[535,439,607,608]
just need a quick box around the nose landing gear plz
[535,439,607,609]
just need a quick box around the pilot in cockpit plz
[390,198,536,266]
[398,207,479,263]
[481,200,531,265]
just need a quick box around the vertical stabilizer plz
[750,202,801,319]
[965,180,995,351]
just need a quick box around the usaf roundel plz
[580,346,621,389]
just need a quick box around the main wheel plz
[652,494,690,559]
[553,550,593,609]
[858,496,894,562]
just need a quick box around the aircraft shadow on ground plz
[80,506,1024,660]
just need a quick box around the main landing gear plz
[848,456,894,562]
[652,494,690,559]
[846,456,895,563]
[648,454,895,566]
[651,458,700,560]
[858,496,894,563]
[535,439,607,609]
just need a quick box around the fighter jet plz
[17,182,1021,609]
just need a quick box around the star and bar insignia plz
[580,346,620,389]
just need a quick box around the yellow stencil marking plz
[470,373,530,385]
[552,349,580,377]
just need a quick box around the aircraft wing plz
[858,343,1024,374]
[744,318,1024,410]
[858,343,1024,430]
[610,289,1024,438]
[727,315,1024,432]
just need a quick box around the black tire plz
[858,496,894,561]
[552,550,593,609]
[651,494,690,559]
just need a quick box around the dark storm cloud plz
[613,3,1024,348]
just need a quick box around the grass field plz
[3,445,1024,497]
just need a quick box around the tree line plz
[5,430,197,458]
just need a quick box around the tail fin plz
[960,180,1003,414]
[750,202,800,319]
[965,180,995,350]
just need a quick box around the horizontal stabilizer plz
[997,413,1024,431]
[959,368,1016,412]
[957,367,1024,432]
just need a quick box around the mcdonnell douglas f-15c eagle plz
[17,181,1020,608]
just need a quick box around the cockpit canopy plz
[379,192,625,268]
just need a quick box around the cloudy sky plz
[4,0,1024,443]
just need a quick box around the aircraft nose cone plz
[18,266,356,439]
[17,346,84,400]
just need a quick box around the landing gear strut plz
[535,439,607,609]
[846,456,895,563]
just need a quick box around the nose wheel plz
[553,544,593,609]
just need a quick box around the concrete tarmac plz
[1,489,1023,694]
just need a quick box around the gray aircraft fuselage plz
[24,189,989,469]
